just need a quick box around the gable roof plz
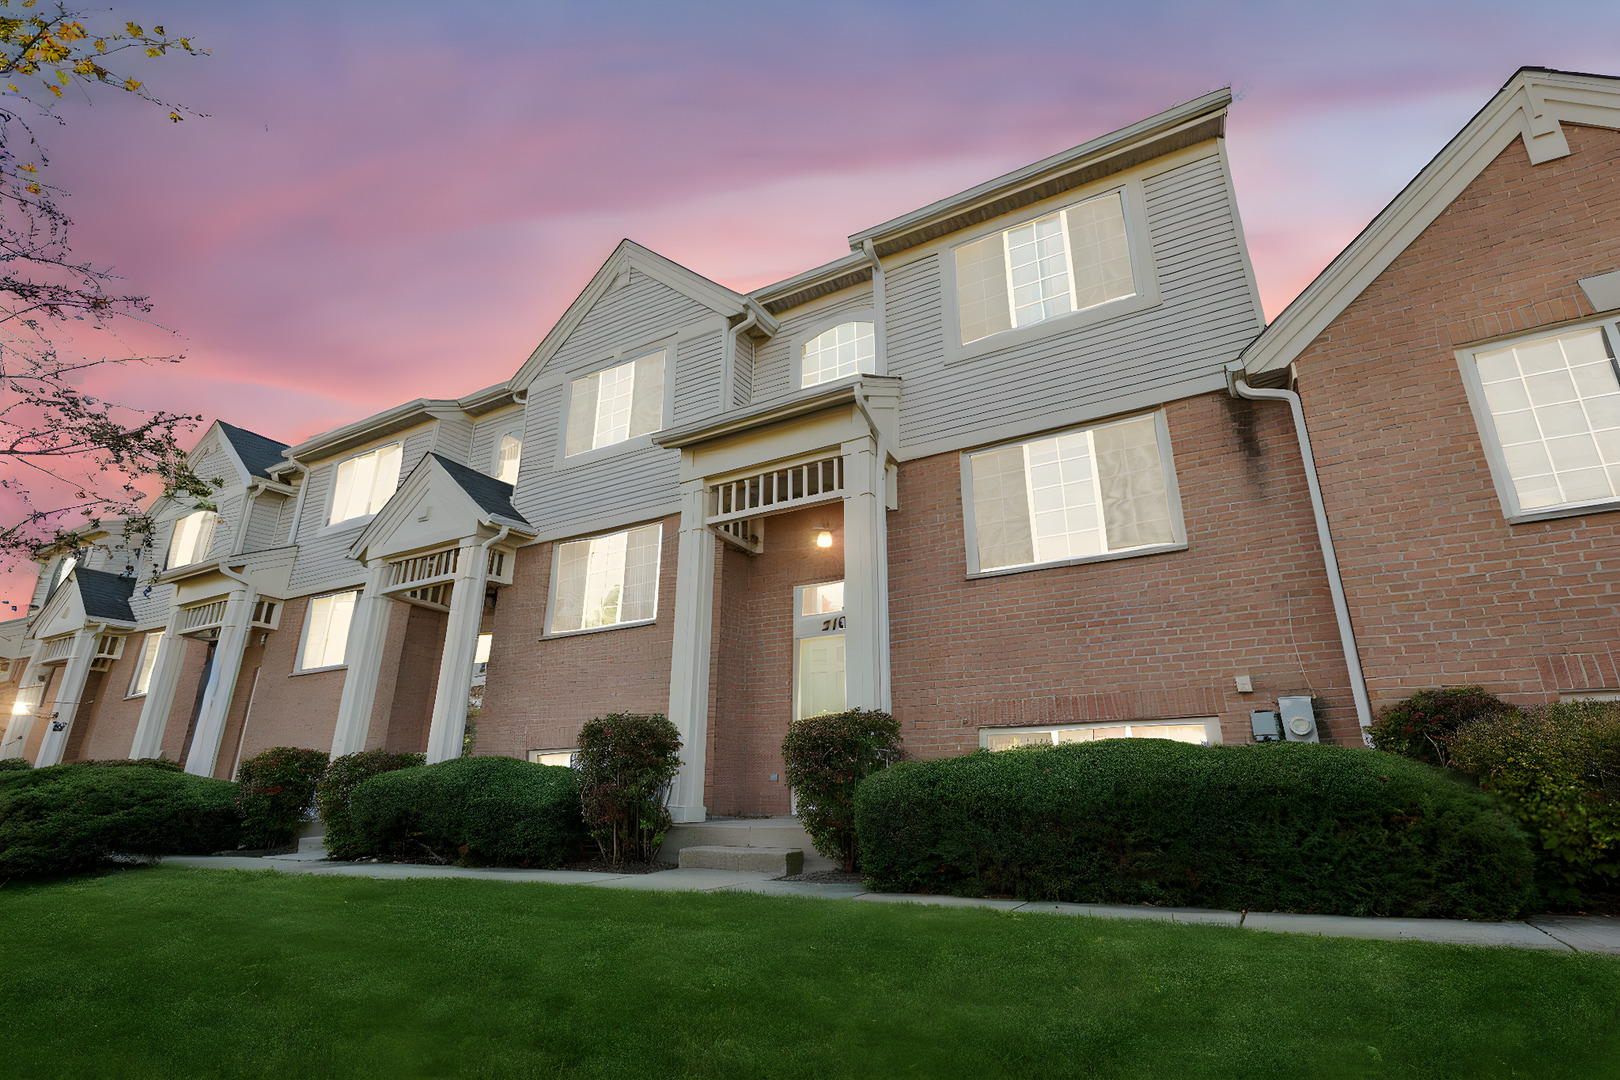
[76,569,136,623]
[848,88,1231,260]
[217,421,290,481]
[429,454,528,525]
[1242,67,1620,378]
[510,239,774,390]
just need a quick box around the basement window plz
[980,718,1221,749]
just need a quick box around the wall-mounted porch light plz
[815,529,833,548]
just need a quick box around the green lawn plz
[2,868,1617,1079]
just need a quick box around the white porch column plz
[130,604,188,760]
[841,436,890,711]
[331,562,395,758]
[35,625,101,767]
[425,540,490,764]
[184,585,257,777]
[666,478,716,823]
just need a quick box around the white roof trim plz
[1243,68,1620,377]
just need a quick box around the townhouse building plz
[5,68,1617,826]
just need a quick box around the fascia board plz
[848,89,1231,255]
[751,253,874,315]
[1243,69,1620,377]
[25,573,81,636]
[511,240,750,391]
[282,399,459,463]
[655,375,901,449]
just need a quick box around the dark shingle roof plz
[218,422,290,481]
[75,569,135,623]
[429,454,529,526]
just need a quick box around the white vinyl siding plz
[801,321,874,387]
[965,412,1177,574]
[954,189,1136,346]
[127,633,163,697]
[565,350,666,457]
[166,511,218,569]
[547,524,662,634]
[1469,326,1620,514]
[328,443,403,525]
[299,591,358,670]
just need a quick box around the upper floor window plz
[565,350,665,457]
[494,424,523,485]
[801,322,874,388]
[166,511,218,568]
[953,189,1136,346]
[299,591,357,671]
[329,443,403,525]
[548,523,662,634]
[963,412,1179,575]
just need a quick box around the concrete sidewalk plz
[160,854,1620,955]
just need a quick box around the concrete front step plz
[658,817,837,872]
[677,845,804,875]
[296,834,326,854]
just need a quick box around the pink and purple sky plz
[6,0,1620,608]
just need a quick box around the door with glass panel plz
[794,581,846,720]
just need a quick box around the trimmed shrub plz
[348,756,586,867]
[235,747,328,849]
[0,761,239,879]
[0,757,32,771]
[1450,701,1620,905]
[317,749,425,859]
[781,708,902,871]
[1369,686,1515,767]
[855,739,1538,919]
[577,713,681,864]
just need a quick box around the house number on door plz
[820,615,847,633]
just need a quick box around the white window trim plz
[789,308,879,389]
[292,590,358,674]
[165,509,219,570]
[978,717,1223,748]
[553,337,677,471]
[540,522,663,639]
[1455,317,1620,524]
[322,441,405,532]
[958,409,1187,579]
[944,179,1160,365]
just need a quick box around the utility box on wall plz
[1278,696,1319,743]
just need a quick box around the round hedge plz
[854,739,1538,919]
[347,756,587,868]
[0,761,240,880]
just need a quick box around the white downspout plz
[860,239,887,374]
[1229,364,1373,741]
[284,461,312,545]
[720,306,760,412]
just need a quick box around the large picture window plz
[1465,325,1620,517]
[299,591,358,670]
[565,350,665,457]
[548,524,662,634]
[166,510,218,568]
[329,443,403,525]
[964,412,1179,574]
[953,189,1136,346]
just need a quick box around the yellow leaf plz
[168,111,181,123]
[126,21,141,36]
[93,38,103,53]
[123,77,141,92]
[145,46,161,57]
[54,68,66,84]
[46,84,60,97]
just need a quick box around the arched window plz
[800,321,874,388]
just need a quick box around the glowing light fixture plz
[815,529,833,548]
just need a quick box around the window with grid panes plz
[565,350,665,457]
[299,591,357,670]
[548,524,662,633]
[801,321,874,387]
[953,189,1136,346]
[966,412,1177,573]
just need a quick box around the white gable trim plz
[1243,69,1620,377]
[510,240,766,391]
[348,455,533,564]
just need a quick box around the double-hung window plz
[329,443,403,525]
[801,322,874,388]
[166,510,218,568]
[565,350,665,457]
[127,633,163,697]
[954,188,1137,346]
[493,423,524,485]
[964,412,1180,574]
[548,524,662,634]
[1462,324,1620,519]
[299,591,358,670]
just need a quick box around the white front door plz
[794,581,846,720]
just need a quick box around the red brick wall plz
[474,515,680,760]
[379,603,446,753]
[888,390,1358,754]
[74,641,151,762]
[1292,122,1620,708]
[221,594,346,762]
